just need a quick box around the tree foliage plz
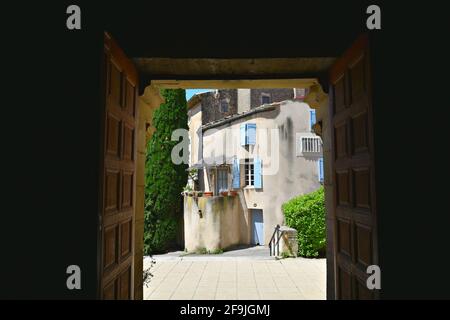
[144,89,188,254]
[282,187,326,257]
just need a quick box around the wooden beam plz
[151,79,319,89]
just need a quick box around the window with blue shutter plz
[318,157,324,183]
[246,123,256,145]
[240,123,256,146]
[254,157,262,188]
[232,158,240,189]
[310,109,316,130]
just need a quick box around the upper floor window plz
[261,93,271,105]
[240,123,256,146]
[220,100,229,113]
[297,136,323,154]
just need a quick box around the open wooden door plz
[99,33,138,299]
[329,34,378,299]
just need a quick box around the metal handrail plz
[269,224,284,256]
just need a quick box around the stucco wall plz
[201,100,322,244]
[314,95,334,299]
[184,195,250,252]
[188,103,202,166]
[237,89,251,113]
[134,93,157,300]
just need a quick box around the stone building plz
[184,88,322,252]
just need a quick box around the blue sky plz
[186,89,213,101]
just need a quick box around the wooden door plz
[252,210,264,245]
[329,34,378,299]
[99,33,138,299]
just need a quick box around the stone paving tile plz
[144,255,325,300]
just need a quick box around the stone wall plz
[199,88,295,124]
[249,88,294,109]
[201,90,238,124]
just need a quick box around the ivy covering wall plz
[144,89,188,254]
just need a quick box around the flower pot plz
[220,191,229,197]
[229,191,238,196]
[203,191,213,197]
[196,192,203,197]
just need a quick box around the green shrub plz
[282,187,326,257]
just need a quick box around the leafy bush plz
[282,187,326,257]
[144,89,188,254]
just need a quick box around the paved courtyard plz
[143,248,326,300]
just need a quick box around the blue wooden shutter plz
[232,158,240,189]
[310,109,316,130]
[318,157,324,183]
[254,157,262,188]
[240,124,246,146]
[247,123,256,145]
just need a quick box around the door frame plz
[98,32,377,300]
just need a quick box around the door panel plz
[329,34,378,299]
[252,210,264,245]
[100,32,138,300]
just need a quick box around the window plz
[297,136,323,154]
[244,160,255,187]
[220,99,229,113]
[216,168,228,194]
[244,158,262,188]
[261,94,271,105]
[240,123,256,146]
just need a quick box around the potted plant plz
[229,190,238,196]
[203,191,213,197]
[183,184,193,196]
[196,191,203,197]
[220,189,228,197]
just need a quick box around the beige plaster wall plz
[134,89,159,300]
[237,89,251,113]
[187,103,202,166]
[184,195,251,252]
[314,94,334,299]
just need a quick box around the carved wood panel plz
[100,33,138,300]
[330,34,378,299]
